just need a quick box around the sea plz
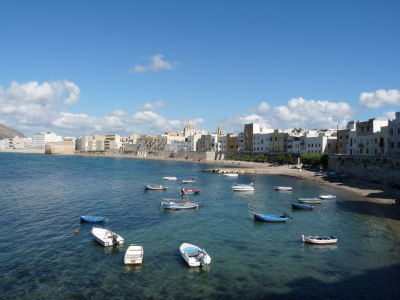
[1,152,400,299]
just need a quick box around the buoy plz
[75,230,79,234]
[55,196,57,197]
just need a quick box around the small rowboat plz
[302,235,337,244]
[180,189,201,195]
[143,184,168,190]
[291,204,314,210]
[319,195,336,199]
[182,179,195,183]
[232,184,254,191]
[253,212,292,222]
[163,177,177,180]
[160,201,198,210]
[80,216,105,222]
[298,198,321,204]
[274,186,292,191]
[223,173,238,177]
[124,245,144,265]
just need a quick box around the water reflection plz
[301,243,338,251]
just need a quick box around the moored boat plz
[274,186,292,191]
[160,200,198,210]
[302,235,337,244]
[91,226,124,247]
[319,195,336,199]
[232,184,254,191]
[180,243,211,267]
[163,177,177,180]
[182,179,196,183]
[223,173,238,177]
[315,172,324,176]
[180,189,201,195]
[80,216,105,222]
[143,184,168,190]
[298,198,322,204]
[291,204,314,210]
[124,245,144,265]
[253,212,292,222]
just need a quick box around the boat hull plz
[254,213,287,222]
[298,198,321,204]
[319,195,336,199]
[143,185,167,190]
[80,216,105,222]
[180,243,211,267]
[161,202,198,210]
[223,174,238,177]
[124,245,144,265]
[291,204,314,210]
[231,186,254,191]
[302,235,337,244]
[163,177,177,180]
[91,227,124,247]
[274,186,292,191]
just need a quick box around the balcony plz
[358,143,364,147]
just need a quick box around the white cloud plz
[377,111,396,120]
[247,102,271,115]
[135,101,167,111]
[130,54,181,73]
[358,89,400,109]
[108,109,129,117]
[216,114,272,133]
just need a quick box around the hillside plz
[0,124,26,139]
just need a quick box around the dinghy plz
[163,177,177,180]
[298,198,321,204]
[253,212,292,222]
[160,200,198,210]
[180,189,201,195]
[274,186,292,191]
[223,173,238,177]
[319,195,336,199]
[302,235,337,244]
[91,226,124,247]
[232,184,254,191]
[124,245,144,265]
[291,204,314,210]
[180,243,211,267]
[182,179,195,183]
[143,184,168,190]
[80,216,105,223]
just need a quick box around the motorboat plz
[182,179,196,183]
[180,243,211,267]
[315,172,324,176]
[233,183,253,187]
[143,184,168,190]
[231,184,254,191]
[291,204,314,210]
[180,189,201,195]
[91,226,124,247]
[302,235,337,244]
[124,245,144,265]
[163,177,177,180]
[253,212,292,222]
[319,195,336,199]
[223,173,238,177]
[80,216,105,222]
[160,200,198,210]
[298,198,322,204]
[274,186,292,191]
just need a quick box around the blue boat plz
[233,183,253,187]
[160,201,198,210]
[253,212,292,222]
[143,184,168,190]
[291,204,314,210]
[80,216,105,222]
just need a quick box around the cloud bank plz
[358,89,400,109]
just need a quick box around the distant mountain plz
[0,124,26,140]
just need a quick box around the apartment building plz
[356,119,388,155]
[389,112,400,157]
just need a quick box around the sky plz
[1,0,400,138]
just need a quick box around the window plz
[346,135,348,139]
[275,137,277,141]
[319,143,321,147]
[308,144,310,147]
[391,142,394,148]
[366,148,369,154]
[261,147,263,151]
[361,127,364,132]
[367,126,369,131]
[375,138,377,143]
[398,142,400,148]
[375,149,377,155]
[328,143,331,149]
[340,143,342,148]
[340,136,342,139]
[312,144,314,147]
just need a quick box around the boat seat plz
[188,252,201,257]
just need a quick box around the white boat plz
[315,172,324,176]
[163,177,177,180]
[182,179,195,183]
[298,198,322,203]
[223,173,238,177]
[180,243,211,268]
[124,245,144,265]
[231,185,254,191]
[302,235,337,244]
[274,186,292,191]
[319,195,336,199]
[91,226,124,247]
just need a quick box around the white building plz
[253,133,270,153]
[356,119,388,155]
[238,132,244,151]
[347,130,357,155]
[34,132,63,149]
[389,112,400,157]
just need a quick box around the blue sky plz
[1,0,400,138]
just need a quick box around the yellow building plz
[373,126,389,156]
[105,134,120,150]
[268,129,288,153]
[226,134,238,152]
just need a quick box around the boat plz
[233,183,253,187]
[319,195,336,199]
[180,189,201,195]
[223,173,238,177]
[160,200,198,210]
[163,177,177,180]
[315,172,324,176]
[124,245,144,265]
[91,226,124,247]
[143,184,168,190]
[179,243,211,267]
[80,216,105,222]
[253,212,292,222]
[302,235,337,244]
[182,179,195,183]
[298,198,322,204]
[231,184,254,191]
[274,186,292,191]
[328,173,341,179]
[291,204,314,210]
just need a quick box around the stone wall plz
[328,155,400,184]
[104,149,215,160]
[45,144,75,154]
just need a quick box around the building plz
[388,112,400,157]
[268,129,288,153]
[238,132,244,151]
[105,134,121,150]
[253,133,270,153]
[34,132,63,149]
[373,126,389,156]
[356,118,388,155]
[226,134,238,152]
[244,123,261,151]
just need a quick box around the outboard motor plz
[112,233,119,246]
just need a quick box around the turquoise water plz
[1,153,400,299]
